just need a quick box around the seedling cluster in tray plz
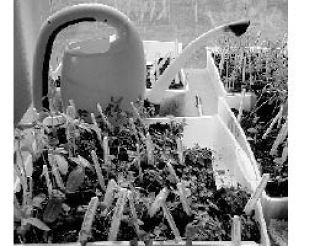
[211,33,288,94]
[146,56,184,90]
[232,88,288,198]
[14,98,261,244]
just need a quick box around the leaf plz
[70,155,93,171]
[66,166,85,193]
[247,128,258,134]
[14,177,21,193]
[32,193,46,208]
[43,198,63,223]
[53,154,69,175]
[22,218,51,231]
[78,123,93,132]
[149,188,169,217]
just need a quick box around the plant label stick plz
[161,203,182,242]
[26,176,33,206]
[91,150,107,192]
[136,144,143,183]
[108,188,128,241]
[149,187,169,217]
[48,154,65,190]
[66,105,76,121]
[102,179,118,214]
[129,118,139,141]
[244,174,270,215]
[166,161,179,183]
[176,137,184,164]
[195,95,203,116]
[177,182,191,215]
[97,103,112,130]
[231,215,241,246]
[237,89,245,122]
[103,136,110,167]
[69,99,77,116]
[128,191,141,235]
[145,132,155,165]
[79,196,99,246]
[270,119,288,156]
[43,165,53,199]
[130,102,144,124]
[281,142,288,164]
[90,113,102,143]
[262,105,283,139]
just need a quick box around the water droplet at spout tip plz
[224,20,251,37]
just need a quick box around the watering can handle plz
[32,4,136,111]
[147,20,250,104]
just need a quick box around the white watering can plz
[32,3,251,116]
[32,4,145,113]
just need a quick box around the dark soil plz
[14,101,261,244]
[231,97,288,198]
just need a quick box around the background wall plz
[34,0,288,68]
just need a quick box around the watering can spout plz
[33,4,145,114]
[147,20,250,105]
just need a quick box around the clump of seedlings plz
[146,56,184,90]
[212,33,288,95]
[14,98,262,244]
[232,95,288,197]
[214,32,288,198]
